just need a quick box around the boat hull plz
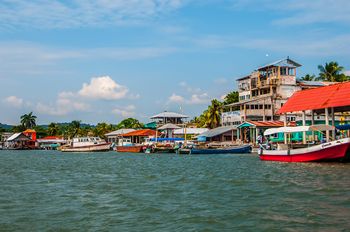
[179,145,252,155]
[116,146,143,153]
[60,143,111,152]
[260,138,350,162]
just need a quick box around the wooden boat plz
[260,125,350,162]
[116,145,143,153]
[60,137,110,152]
[177,144,252,154]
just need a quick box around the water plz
[0,150,349,231]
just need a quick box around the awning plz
[264,125,335,136]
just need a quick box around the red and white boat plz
[259,125,350,162]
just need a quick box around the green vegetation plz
[300,61,350,82]
[2,112,146,139]
[193,91,239,128]
[20,112,37,129]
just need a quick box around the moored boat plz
[116,145,144,153]
[177,144,252,154]
[260,125,350,162]
[60,137,110,152]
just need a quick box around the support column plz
[256,127,259,145]
[302,111,306,144]
[311,110,315,140]
[284,114,287,144]
[331,107,335,140]
[325,108,330,142]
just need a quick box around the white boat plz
[60,137,110,152]
[260,125,350,162]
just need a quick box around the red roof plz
[122,129,157,137]
[41,136,63,140]
[247,121,295,127]
[278,81,350,114]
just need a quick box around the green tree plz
[92,122,114,138]
[47,122,60,136]
[223,91,239,105]
[20,112,37,129]
[117,118,144,129]
[12,124,26,133]
[68,120,81,138]
[205,99,223,129]
[317,62,349,82]
[300,74,316,81]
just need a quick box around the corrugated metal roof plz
[257,58,301,70]
[198,126,236,138]
[6,133,30,141]
[150,111,188,119]
[158,123,181,130]
[105,129,135,136]
[278,81,350,114]
[173,128,208,135]
[122,129,157,137]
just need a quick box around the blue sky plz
[1,0,350,125]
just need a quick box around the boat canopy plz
[264,125,335,136]
[336,124,350,130]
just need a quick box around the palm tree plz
[317,62,345,82]
[205,99,223,129]
[47,122,60,136]
[69,120,81,138]
[116,118,144,129]
[300,74,315,81]
[20,112,37,129]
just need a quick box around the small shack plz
[173,128,209,140]
[105,129,136,143]
[121,129,157,144]
[5,133,31,149]
[197,126,237,143]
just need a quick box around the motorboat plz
[259,125,350,162]
[60,137,110,152]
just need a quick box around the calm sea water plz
[0,150,349,231]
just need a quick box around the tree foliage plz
[20,112,37,129]
[300,74,316,81]
[116,118,144,129]
[316,61,350,82]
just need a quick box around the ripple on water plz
[0,151,349,231]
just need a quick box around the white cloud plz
[4,96,23,108]
[169,93,185,103]
[112,105,136,118]
[78,76,129,100]
[344,71,350,76]
[168,92,209,105]
[189,93,210,104]
[0,0,187,29]
[36,92,89,116]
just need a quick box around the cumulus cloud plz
[78,76,129,100]
[169,93,185,103]
[4,96,23,108]
[112,105,136,118]
[36,92,90,116]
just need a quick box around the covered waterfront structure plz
[277,81,350,143]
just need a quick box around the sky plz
[1,0,350,125]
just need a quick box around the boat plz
[116,145,144,153]
[60,137,110,152]
[260,125,350,162]
[177,144,252,154]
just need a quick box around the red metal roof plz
[122,129,157,137]
[278,82,350,114]
[247,121,295,127]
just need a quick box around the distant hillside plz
[0,122,94,131]
[0,123,13,130]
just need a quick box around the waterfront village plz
[1,58,350,162]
